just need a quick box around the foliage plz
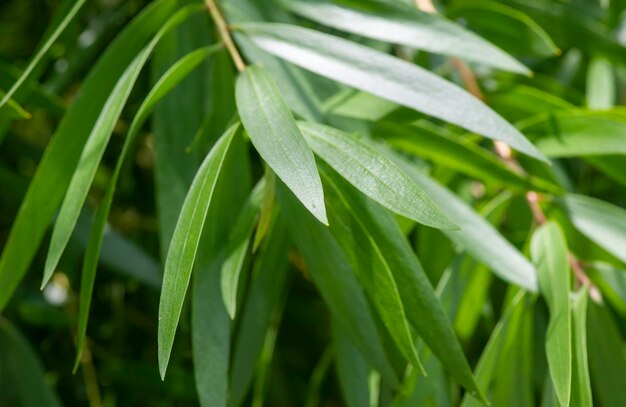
[1,0,626,405]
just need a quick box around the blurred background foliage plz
[1,0,626,406]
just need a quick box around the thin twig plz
[204,0,245,72]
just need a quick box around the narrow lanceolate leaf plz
[193,255,231,407]
[323,169,484,401]
[571,286,592,407]
[461,292,530,407]
[322,170,424,372]
[300,122,456,229]
[221,180,264,319]
[236,65,327,224]
[41,4,205,289]
[236,23,547,162]
[587,301,626,406]
[531,222,571,407]
[374,121,540,193]
[42,47,152,289]
[0,0,87,109]
[586,57,614,109]
[387,149,538,291]
[230,220,290,407]
[73,44,220,371]
[332,321,371,407]
[158,124,239,379]
[0,319,62,407]
[278,184,400,386]
[279,0,529,74]
[524,110,626,157]
[0,0,177,312]
[563,194,626,263]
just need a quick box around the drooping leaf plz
[158,124,239,379]
[563,194,626,263]
[230,219,290,407]
[461,292,534,407]
[0,0,177,312]
[235,22,547,162]
[42,4,205,289]
[374,121,545,193]
[447,0,560,58]
[192,254,231,407]
[531,221,572,407]
[0,0,87,109]
[570,286,592,407]
[278,0,529,74]
[586,56,614,109]
[236,64,327,224]
[322,169,423,371]
[332,320,372,407]
[221,180,264,319]
[524,110,626,157]
[387,149,538,291]
[0,319,62,407]
[278,183,400,386]
[587,301,626,406]
[322,168,484,400]
[300,121,456,229]
[73,44,220,370]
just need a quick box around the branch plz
[204,0,245,72]
[414,0,601,300]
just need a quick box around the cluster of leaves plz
[1,0,626,405]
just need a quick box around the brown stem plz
[414,0,600,300]
[204,0,245,72]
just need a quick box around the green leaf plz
[235,22,547,162]
[333,320,372,407]
[461,292,533,407]
[447,0,560,58]
[158,124,239,379]
[279,0,529,74]
[387,150,538,291]
[375,121,541,193]
[221,180,264,319]
[300,121,456,229]
[278,183,400,386]
[0,90,30,120]
[322,169,423,371]
[586,56,614,109]
[571,286,592,407]
[531,221,572,407]
[0,0,87,110]
[322,168,483,400]
[73,44,220,371]
[236,64,327,224]
[524,110,626,157]
[230,219,290,407]
[587,301,626,406]
[0,0,178,312]
[192,254,231,407]
[42,48,151,289]
[563,194,626,264]
[0,319,62,407]
[41,4,205,288]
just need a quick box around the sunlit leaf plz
[236,22,547,162]
[158,124,239,378]
[279,0,529,73]
[300,121,456,229]
[236,64,327,224]
[563,194,626,263]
